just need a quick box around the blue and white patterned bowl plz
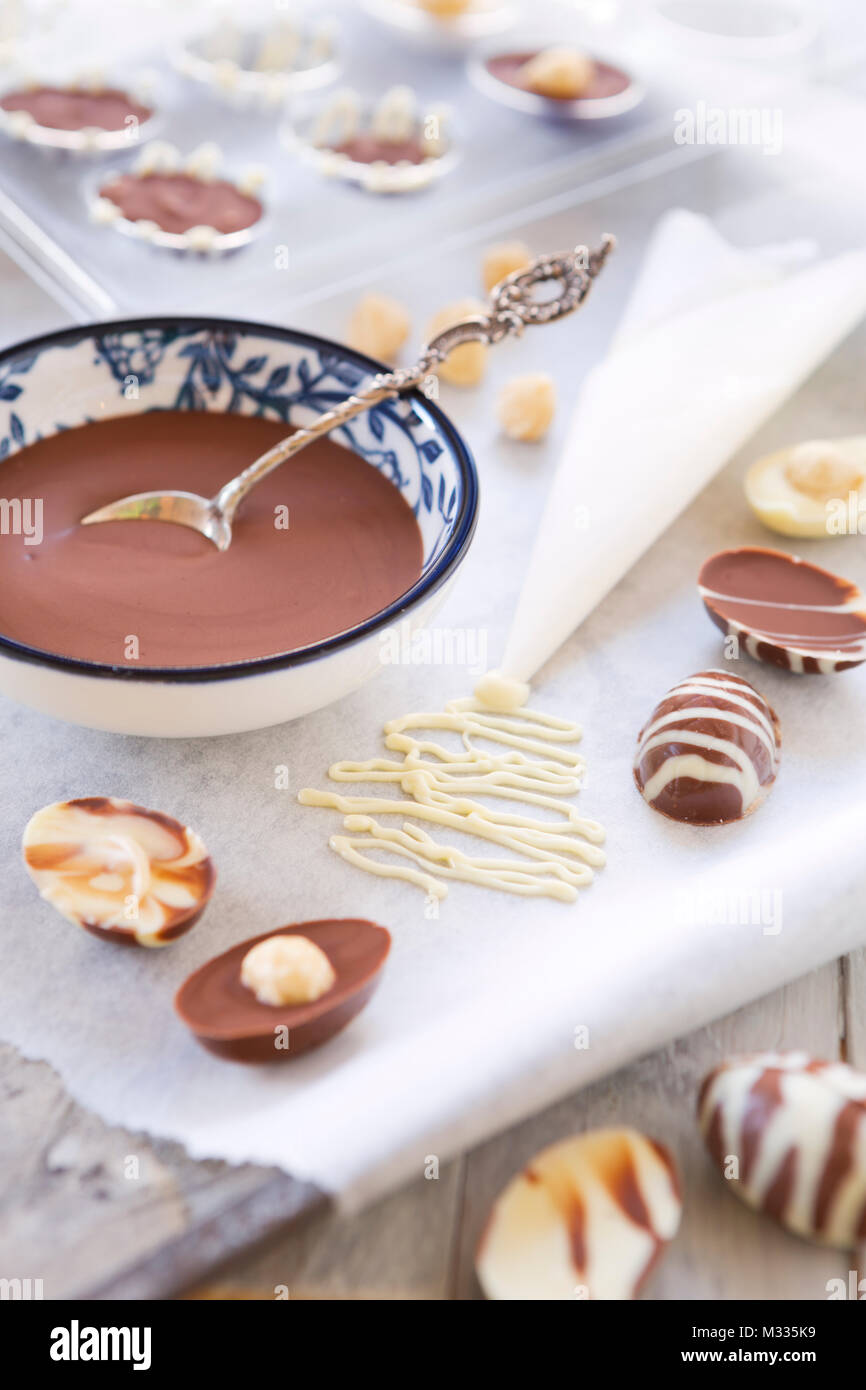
[0,317,478,736]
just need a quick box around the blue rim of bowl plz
[0,314,479,684]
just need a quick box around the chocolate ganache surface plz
[0,412,424,667]
[0,85,153,131]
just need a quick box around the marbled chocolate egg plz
[633,670,780,826]
[698,1053,866,1248]
[475,1127,682,1300]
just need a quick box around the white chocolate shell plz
[476,1128,681,1300]
[744,436,866,538]
[22,797,215,947]
[699,1052,866,1248]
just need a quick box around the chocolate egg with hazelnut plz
[698,1052,866,1248]
[175,919,391,1063]
[22,796,215,946]
[476,1128,682,1300]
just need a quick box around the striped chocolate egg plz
[698,1053,866,1248]
[698,546,866,673]
[475,1128,682,1301]
[633,670,780,825]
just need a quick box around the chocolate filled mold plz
[283,85,458,193]
[90,142,266,253]
[22,797,215,946]
[172,12,339,109]
[0,72,159,151]
[470,44,643,120]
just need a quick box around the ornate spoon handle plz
[215,237,614,525]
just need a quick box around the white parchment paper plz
[2,208,866,1213]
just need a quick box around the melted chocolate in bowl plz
[0,412,424,668]
[98,173,262,236]
[486,52,631,101]
[0,85,152,131]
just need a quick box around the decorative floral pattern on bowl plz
[0,318,476,651]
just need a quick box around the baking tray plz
[0,0,704,322]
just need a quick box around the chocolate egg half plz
[476,1128,682,1301]
[634,670,780,826]
[699,546,866,673]
[175,919,390,1063]
[22,796,215,946]
[698,1053,866,1248]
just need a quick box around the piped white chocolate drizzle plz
[299,683,605,903]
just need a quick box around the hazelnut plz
[427,298,488,386]
[241,934,336,1006]
[519,46,596,100]
[476,1128,681,1300]
[346,292,410,364]
[498,372,556,442]
[417,0,473,16]
[783,443,864,500]
[482,239,532,293]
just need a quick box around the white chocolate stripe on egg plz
[637,735,760,810]
[699,585,866,615]
[699,1054,866,1247]
[639,702,778,764]
[667,675,778,731]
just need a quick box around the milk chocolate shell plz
[699,547,866,673]
[476,1128,682,1300]
[698,1053,866,1248]
[175,920,391,1063]
[22,797,215,946]
[633,670,780,826]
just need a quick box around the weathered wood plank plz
[192,1161,465,1301]
[844,948,866,1065]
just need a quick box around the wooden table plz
[3,951,862,1300]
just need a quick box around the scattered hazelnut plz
[346,292,411,364]
[498,372,556,442]
[241,934,336,1006]
[427,297,488,386]
[482,239,532,293]
[476,1128,682,1300]
[519,46,596,100]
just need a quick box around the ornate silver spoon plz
[81,237,614,550]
